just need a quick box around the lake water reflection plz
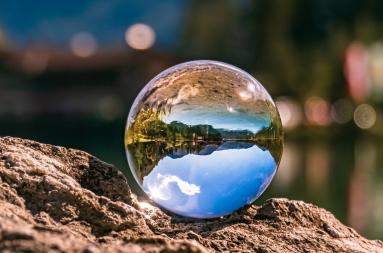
[126,141,281,218]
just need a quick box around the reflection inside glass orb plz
[125,60,283,218]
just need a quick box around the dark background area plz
[1,0,383,239]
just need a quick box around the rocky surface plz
[0,136,382,253]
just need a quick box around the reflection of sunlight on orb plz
[22,49,50,74]
[226,106,236,113]
[353,104,376,129]
[238,90,252,101]
[275,97,302,129]
[247,82,257,93]
[304,97,331,126]
[70,32,97,57]
[330,98,354,124]
[125,23,155,50]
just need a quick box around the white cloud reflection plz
[146,173,200,201]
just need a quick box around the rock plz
[0,136,382,253]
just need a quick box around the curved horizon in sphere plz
[125,60,283,218]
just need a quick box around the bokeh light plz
[353,104,376,129]
[22,49,50,74]
[304,97,331,126]
[344,42,369,102]
[275,97,303,129]
[125,23,155,50]
[70,32,98,57]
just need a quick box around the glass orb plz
[125,60,283,218]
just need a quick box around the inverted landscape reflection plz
[127,141,281,218]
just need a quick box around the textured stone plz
[0,137,382,253]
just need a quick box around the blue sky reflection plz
[143,143,277,218]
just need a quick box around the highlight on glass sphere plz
[125,60,283,218]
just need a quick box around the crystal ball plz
[125,60,283,218]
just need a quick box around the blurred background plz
[0,0,382,239]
